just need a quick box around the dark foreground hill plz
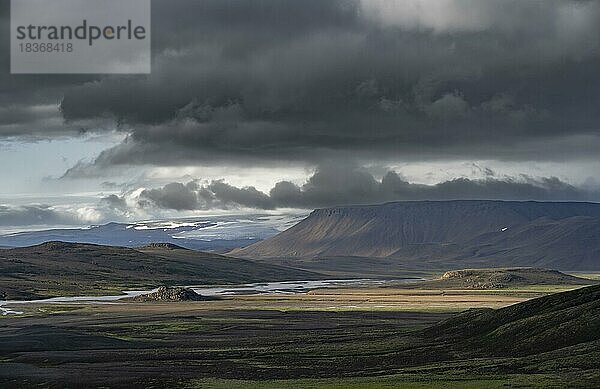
[427,283,600,357]
[232,200,600,270]
[0,241,321,300]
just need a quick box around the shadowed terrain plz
[427,283,600,357]
[0,241,322,300]
[0,284,599,387]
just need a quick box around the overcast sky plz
[2,0,600,230]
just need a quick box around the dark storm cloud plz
[139,182,201,210]
[208,181,274,210]
[3,1,600,166]
[50,0,600,172]
[133,165,597,211]
[100,194,128,210]
[0,2,99,137]
[138,180,274,210]
[269,166,594,208]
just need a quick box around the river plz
[0,278,421,316]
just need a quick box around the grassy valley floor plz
[1,281,599,388]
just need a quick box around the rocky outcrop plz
[126,286,215,302]
[434,268,592,289]
[441,269,527,289]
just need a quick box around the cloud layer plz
[1,0,600,217]
[2,1,599,170]
[0,204,103,227]
[123,165,597,211]
[2,166,597,230]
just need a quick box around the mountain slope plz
[0,241,322,300]
[427,283,600,356]
[231,200,600,270]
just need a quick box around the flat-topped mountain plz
[231,200,600,270]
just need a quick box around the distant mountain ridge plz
[231,200,600,270]
[0,214,305,252]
